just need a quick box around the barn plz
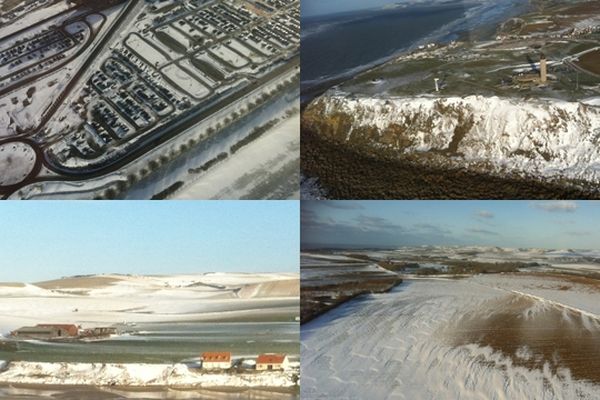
[256,354,289,371]
[201,351,232,369]
[11,324,79,340]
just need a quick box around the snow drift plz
[301,277,600,399]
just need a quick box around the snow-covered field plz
[173,112,299,200]
[328,246,600,275]
[302,275,600,399]
[0,273,299,334]
[301,252,396,281]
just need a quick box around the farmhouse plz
[256,353,289,371]
[201,351,232,369]
[11,324,79,340]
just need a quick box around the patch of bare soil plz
[35,276,122,290]
[0,282,25,288]
[301,127,600,199]
[576,49,600,75]
[559,1,600,15]
[447,294,600,383]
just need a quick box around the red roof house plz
[201,351,232,369]
[256,353,289,370]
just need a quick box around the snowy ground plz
[0,361,299,388]
[0,142,36,186]
[327,246,600,275]
[301,252,397,283]
[301,275,600,399]
[172,113,299,200]
[0,273,299,334]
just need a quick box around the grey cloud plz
[467,228,499,236]
[319,202,365,210]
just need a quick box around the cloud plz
[530,201,578,213]
[414,223,452,235]
[565,231,592,237]
[467,228,499,236]
[475,210,494,219]
[319,202,364,210]
[301,207,337,229]
[354,214,405,232]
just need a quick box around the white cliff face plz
[307,93,600,183]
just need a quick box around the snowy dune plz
[302,276,600,399]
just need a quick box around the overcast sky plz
[0,201,299,282]
[302,201,600,249]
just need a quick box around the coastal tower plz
[540,54,547,83]
[434,78,440,92]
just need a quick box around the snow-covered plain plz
[301,258,396,287]
[301,275,600,400]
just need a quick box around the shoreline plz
[0,383,300,393]
[300,0,530,104]
[0,383,300,400]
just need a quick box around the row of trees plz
[96,71,300,199]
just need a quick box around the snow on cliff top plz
[315,93,600,183]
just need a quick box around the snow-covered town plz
[0,0,299,199]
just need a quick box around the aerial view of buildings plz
[0,0,299,199]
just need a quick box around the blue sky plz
[302,201,600,249]
[0,201,298,282]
